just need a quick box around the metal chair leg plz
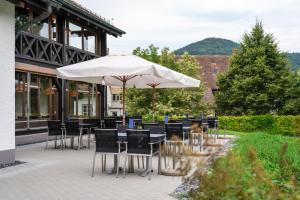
[91,151,96,177]
[45,136,49,150]
[101,154,104,172]
[149,156,152,180]
[123,155,127,178]
[116,153,120,178]
[104,155,107,171]
[54,136,57,148]
[137,156,140,168]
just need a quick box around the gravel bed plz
[172,138,236,200]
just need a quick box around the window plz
[15,72,27,121]
[83,28,96,53]
[112,94,121,101]
[68,22,82,49]
[67,82,100,118]
[66,21,97,53]
[15,7,30,32]
[82,104,89,116]
[15,72,58,121]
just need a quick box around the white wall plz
[0,1,15,152]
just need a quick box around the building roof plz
[56,0,125,37]
[195,55,229,90]
[60,0,125,37]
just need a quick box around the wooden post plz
[122,79,126,125]
[152,85,156,122]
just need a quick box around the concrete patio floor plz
[0,140,182,200]
[0,135,234,200]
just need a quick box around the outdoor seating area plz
[43,116,229,181]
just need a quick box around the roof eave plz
[55,0,125,37]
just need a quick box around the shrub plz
[219,115,300,136]
[193,146,300,200]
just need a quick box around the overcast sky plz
[76,0,300,54]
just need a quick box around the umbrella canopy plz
[57,54,200,124]
[57,55,200,88]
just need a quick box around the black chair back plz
[104,117,117,129]
[144,125,164,135]
[82,118,101,127]
[47,120,62,136]
[165,123,183,140]
[182,120,192,127]
[157,121,165,126]
[95,129,119,153]
[117,125,127,133]
[126,129,151,154]
[65,121,80,136]
[207,118,217,129]
[142,122,158,129]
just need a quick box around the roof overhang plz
[56,0,125,37]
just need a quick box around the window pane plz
[83,28,95,53]
[15,7,30,32]
[15,72,27,121]
[78,83,89,117]
[32,20,49,38]
[68,81,77,118]
[30,88,39,119]
[69,22,82,49]
[30,74,38,86]
[90,84,97,117]
[40,76,50,119]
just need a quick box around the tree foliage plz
[282,70,300,114]
[126,45,207,116]
[215,21,293,115]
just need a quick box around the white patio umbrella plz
[57,55,200,124]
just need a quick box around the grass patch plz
[227,131,300,179]
[191,131,300,199]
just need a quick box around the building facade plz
[107,86,123,116]
[0,0,15,165]
[1,0,125,164]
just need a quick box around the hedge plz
[218,115,300,136]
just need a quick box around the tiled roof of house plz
[195,55,229,103]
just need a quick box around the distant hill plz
[174,37,300,71]
[174,37,239,55]
[286,53,300,71]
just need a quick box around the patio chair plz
[142,122,158,129]
[144,125,167,168]
[207,118,218,143]
[165,123,184,144]
[124,129,159,180]
[117,124,127,133]
[65,121,88,150]
[165,123,184,169]
[104,117,117,129]
[92,129,123,177]
[46,120,64,149]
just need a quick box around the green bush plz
[219,115,300,136]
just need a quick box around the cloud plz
[76,0,300,54]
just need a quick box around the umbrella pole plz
[152,85,156,122]
[122,80,126,125]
